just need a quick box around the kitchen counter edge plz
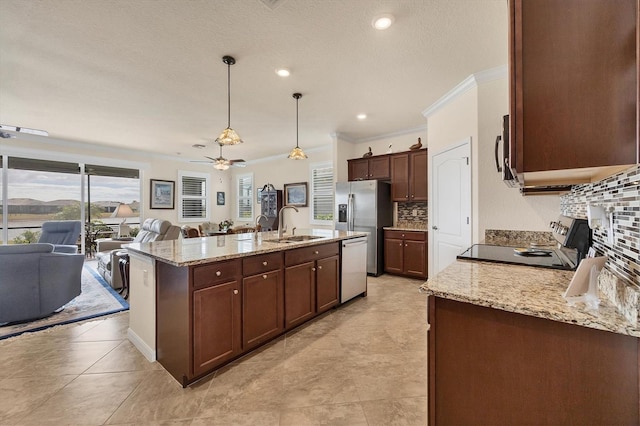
[420,259,640,338]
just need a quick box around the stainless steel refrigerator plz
[335,180,393,276]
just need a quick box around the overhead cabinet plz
[390,149,427,202]
[348,154,390,181]
[508,0,639,187]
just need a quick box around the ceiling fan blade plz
[231,163,247,168]
[229,159,245,164]
[203,156,218,161]
[190,160,214,163]
[0,124,49,136]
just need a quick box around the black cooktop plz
[457,244,574,270]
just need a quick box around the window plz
[310,162,334,224]
[236,173,253,221]
[179,171,210,222]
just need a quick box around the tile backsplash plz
[560,165,639,287]
[397,201,428,228]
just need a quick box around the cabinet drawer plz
[193,259,241,289]
[285,242,340,266]
[242,252,283,276]
[385,230,426,241]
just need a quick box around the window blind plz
[311,165,334,221]
[236,174,253,220]
[179,172,209,221]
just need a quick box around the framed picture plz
[284,182,308,207]
[150,179,175,209]
[217,191,225,205]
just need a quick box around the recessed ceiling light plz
[372,14,394,30]
[276,68,290,77]
[192,144,206,149]
[357,114,367,120]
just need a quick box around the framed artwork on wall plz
[284,182,308,207]
[150,179,175,209]
[217,191,225,205]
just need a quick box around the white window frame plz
[309,161,334,226]
[178,170,210,223]
[235,172,254,222]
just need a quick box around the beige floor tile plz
[192,410,280,426]
[85,340,163,374]
[360,397,427,426]
[17,371,147,425]
[232,336,286,365]
[71,313,130,342]
[0,374,77,424]
[106,369,212,424]
[280,402,369,426]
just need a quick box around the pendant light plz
[288,93,307,160]
[215,55,243,146]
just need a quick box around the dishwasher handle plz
[342,237,367,247]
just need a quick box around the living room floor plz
[0,274,428,425]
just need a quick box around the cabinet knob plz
[318,266,323,270]
[411,195,414,198]
[405,244,408,247]
[216,271,221,277]
[399,243,403,246]
[401,233,405,237]
[233,289,238,295]
[314,250,319,255]
[263,274,267,279]
[312,267,316,272]
[262,261,268,266]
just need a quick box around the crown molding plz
[422,64,507,118]
[355,125,428,144]
[329,132,356,143]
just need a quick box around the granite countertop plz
[126,229,367,267]
[384,226,429,232]
[420,260,640,338]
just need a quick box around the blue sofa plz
[0,243,84,324]
[38,220,82,253]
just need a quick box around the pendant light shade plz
[288,93,307,160]
[215,55,243,146]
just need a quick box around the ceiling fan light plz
[213,161,230,170]
[288,146,308,160]
[215,127,243,146]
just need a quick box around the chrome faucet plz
[278,205,299,239]
[255,214,267,230]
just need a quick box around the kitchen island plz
[421,260,640,425]
[125,229,366,386]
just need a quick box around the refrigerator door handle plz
[348,193,355,231]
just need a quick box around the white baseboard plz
[127,327,156,362]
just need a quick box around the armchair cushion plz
[0,243,83,324]
[38,221,81,253]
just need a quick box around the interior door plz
[431,140,471,275]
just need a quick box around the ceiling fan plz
[192,143,246,170]
[0,124,49,138]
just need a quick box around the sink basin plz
[264,235,324,243]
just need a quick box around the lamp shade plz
[288,146,308,160]
[215,127,243,146]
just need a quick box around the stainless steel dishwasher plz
[340,236,368,303]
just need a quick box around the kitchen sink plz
[263,235,324,243]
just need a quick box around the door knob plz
[432,226,438,230]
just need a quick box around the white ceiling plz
[0,0,508,163]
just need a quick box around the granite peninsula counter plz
[421,259,640,425]
[125,229,367,387]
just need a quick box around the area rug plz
[0,264,129,340]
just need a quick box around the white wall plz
[351,128,427,158]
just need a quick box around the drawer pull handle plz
[262,261,268,266]
[314,250,319,255]
[263,274,267,279]
[216,271,221,277]
[233,289,238,295]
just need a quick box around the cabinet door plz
[404,240,427,279]
[316,255,339,313]
[368,155,390,180]
[348,159,369,181]
[512,0,638,174]
[390,153,409,201]
[192,280,241,376]
[384,237,404,274]
[284,262,316,329]
[242,270,283,350]
[410,150,428,201]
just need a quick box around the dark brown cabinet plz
[384,230,427,279]
[284,242,340,329]
[192,279,241,376]
[348,154,390,181]
[242,252,284,350]
[390,149,427,201]
[508,0,638,185]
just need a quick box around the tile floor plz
[0,274,428,425]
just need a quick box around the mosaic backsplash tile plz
[560,164,639,287]
[397,201,427,228]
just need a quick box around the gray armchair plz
[96,218,180,290]
[0,243,84,324]
[38,220,82,253]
